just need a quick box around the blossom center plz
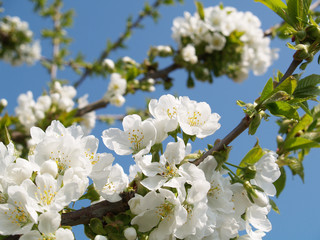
[166,107,177,119]
[36,185,57,206]
[208,180,222,199]
[4,203,31,228]
[187,111,204,126]
[156,200,175,221]
[161,164,179,179]
[128,129,145,151]
[49,150,71,174]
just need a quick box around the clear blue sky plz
[1,1,320,239]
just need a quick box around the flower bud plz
[306,25,320,40]
[293,44,310,60]
[124,227,137,240]
[94,235,108,240]
[0,98,8,107]
[242,165,257,180]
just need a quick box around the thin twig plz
[73,0,163,88]
[50,5,61,81]
[75,63,181,117]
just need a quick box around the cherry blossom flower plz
[178,96,221,138]
[102,114,156,157]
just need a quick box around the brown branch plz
[61,191,134,226]
[4,192,135,240]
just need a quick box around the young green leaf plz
[286,113,313,140]
[284,137,320,151]
[195,1,205,20]
[237,144,264,175]
[269,198,280,214]
[255,0,295,26]
[274,167,286,197]
[266,101,299,120]
[259,78,274,103]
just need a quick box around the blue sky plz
[1,1,320,239]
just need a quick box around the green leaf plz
[195,1,205,20]
[274,76,297,95]
[248,113,262,135]
[255,0,295,26]
[237,144,264,175]
[266,101,299,120]
[283,137,320,150]
[293,74,320,98]
[90,218,107,235]
[259,78,274,103]
[287,157,304,182]
[269,198,280,214]
[286,113,313,140]
[274,167,286,197]
[79,184,100,202]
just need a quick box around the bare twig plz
[75,63,181,117]
[73,0,163,88]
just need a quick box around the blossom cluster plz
[1,94,281,239]
[101,94,280,239]
[0,16,41,65]
[172,5,278,82]
[15,81,96,134]
[102,94,221,158]
[0,120,128,239]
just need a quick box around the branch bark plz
[4,192,135,240]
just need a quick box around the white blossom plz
[102,114,156,157]
[177,96,221,138]
[181,44,198,64]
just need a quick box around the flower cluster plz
[0,16,41,65]
[101,94,280,239]
[2,94,281,239]
[172,5,278,82]
[102,94,221,158]
[15,81,96,134]
[103,73,127,107]
[0,120,128,239]
[127,147,280,239]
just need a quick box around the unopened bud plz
[124,227,137,240]
[293,44,310,60]
[306,25,320,40]
[0,98,7,107]
[243,165,257,180]
[276,135,284,145]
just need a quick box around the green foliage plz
[236,141,264,176]
[79,184,101,203]
[273,166,286,197]
[269,198,280,214]
[195,1,205,20]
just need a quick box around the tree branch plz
[4,192,135,240]
[75,63,181,117]
[61,191,134,226]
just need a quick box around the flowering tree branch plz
[193,57,302,166]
